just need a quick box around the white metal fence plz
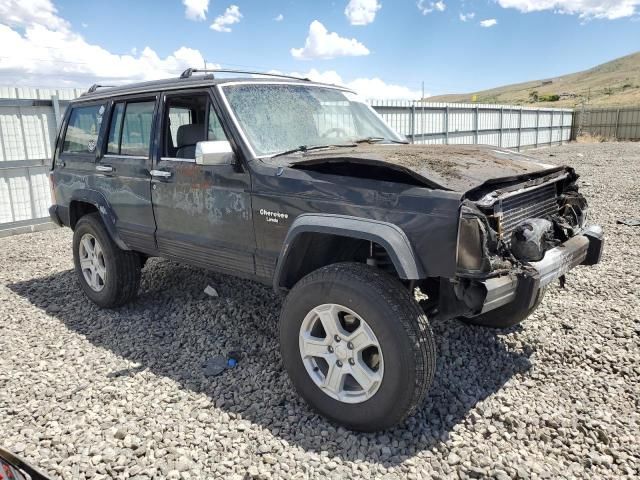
[0,87,574,230]
[0,87,81,231]
[370,100,573,148]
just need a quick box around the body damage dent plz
[266,144,569,194]
[449,171,591,317]
[289,157,444,190]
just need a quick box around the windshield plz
[221,83,406,157]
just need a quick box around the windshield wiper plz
[271,143,356,158]
[271,137,408,158]
[354,136,409,144]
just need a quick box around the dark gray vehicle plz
[48,70,604,431]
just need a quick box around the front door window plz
[163,94,230,160]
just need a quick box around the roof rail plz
[179,68,310,82]
[85,84,115,94]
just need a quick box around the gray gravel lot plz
[1,142,639,479]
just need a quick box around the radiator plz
[499,182,559,244]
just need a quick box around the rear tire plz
[73,213,141,308]
[279,262,436,431]
[460,287,546,328]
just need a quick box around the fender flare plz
[273,213,425,290]
[69,189,130,250]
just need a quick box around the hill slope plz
[427,51,640,108]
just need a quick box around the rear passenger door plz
[150,89,255,276]
[94,96,158,253]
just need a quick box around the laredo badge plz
[259,209,289,224]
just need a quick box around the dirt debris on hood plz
[266,144,565,192]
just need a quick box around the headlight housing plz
[457,207,489,273]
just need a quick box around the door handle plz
[150,169,172,179]
[95,165,113,173]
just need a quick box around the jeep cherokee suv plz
[48,70,604,431]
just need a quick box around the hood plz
[267,144,566,193]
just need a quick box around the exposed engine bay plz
[463,167,589,269]
[450,169,602,320]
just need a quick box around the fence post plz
[17,105,31,162]
[570,111,578,141]
[614,108,621,140]
[535,110,540,147]
[0,134,16,222]
[25,167,39,221]
[517,108,523,151]
[549,110,553,146]
[499,107,504,148]
[474,105,479,145]
[444,105,449,145]
[410,102,415,144]
[51,94,61,131]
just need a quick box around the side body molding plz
[273,213,425,290]
[69,189,130,250]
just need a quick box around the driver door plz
[150,89,255,276]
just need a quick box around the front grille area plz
[499,182,559,244]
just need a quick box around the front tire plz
[73,213,141,308]
[279,263,436,431]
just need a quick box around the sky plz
[0,0,639,99]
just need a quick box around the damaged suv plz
[48,70,604,431]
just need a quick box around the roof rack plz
[85,84,115,94]
[179,68,310,82]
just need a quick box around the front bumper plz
[480,224,604,314]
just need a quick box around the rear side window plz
[107,100,155,156]
[63,104,105,153]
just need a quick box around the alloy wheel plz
[299,303,384,404]
[78,233,107,292]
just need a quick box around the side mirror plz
[195,140,236,166]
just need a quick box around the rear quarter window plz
[63,104,105,154]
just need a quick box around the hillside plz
[426,51,640,108]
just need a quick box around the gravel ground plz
[1,142,639,480]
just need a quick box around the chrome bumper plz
[480,225,604,314]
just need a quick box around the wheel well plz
[278,232,397,289]
[69,201,98,229]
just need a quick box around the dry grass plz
[427,51,640,109]
[575,133,613,143]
